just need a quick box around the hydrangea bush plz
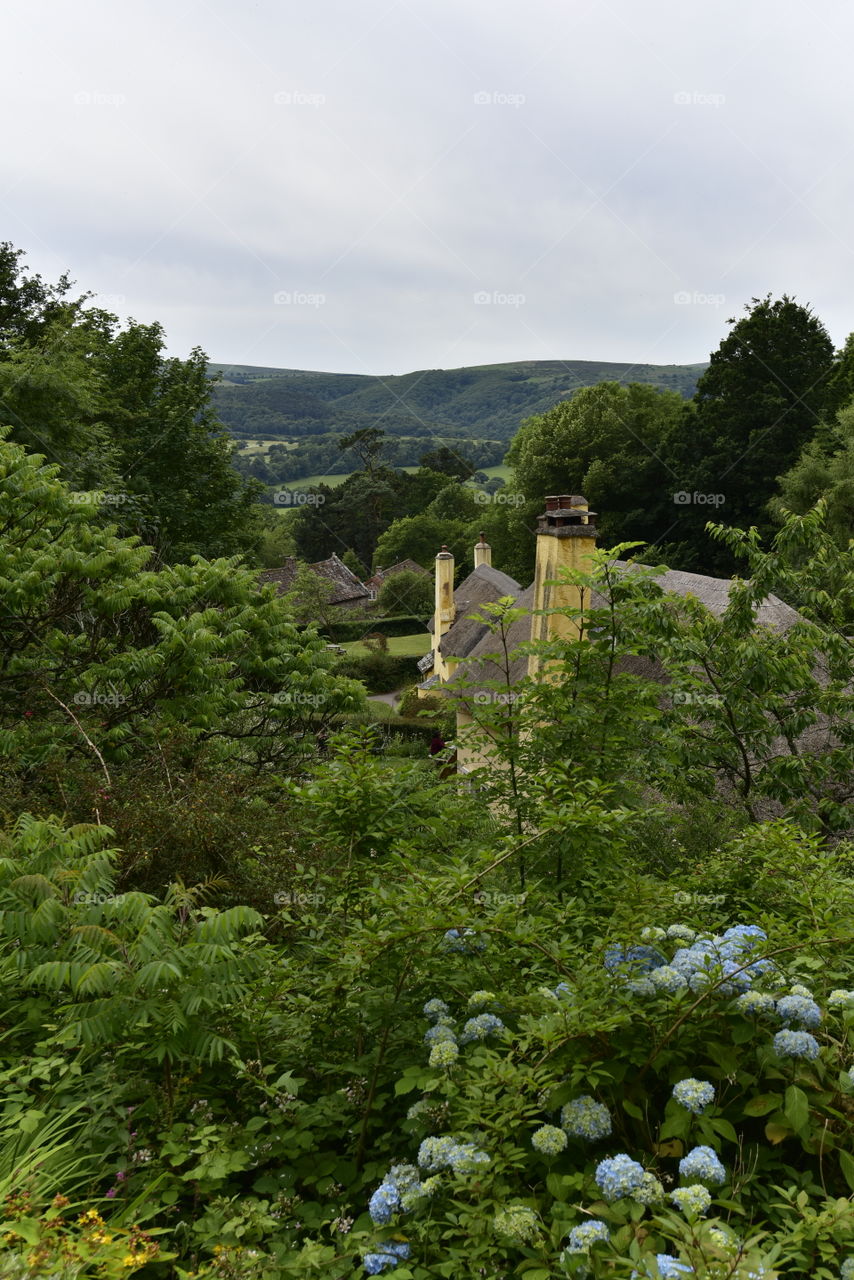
[360,919,854,1278]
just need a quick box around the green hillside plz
[209,358,706,446]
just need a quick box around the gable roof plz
[259,553,369,605]
[365,559,429,591]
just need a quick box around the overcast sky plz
[3,0,853,376]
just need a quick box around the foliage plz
[773,398,854,549]
[376,572,433,620]
[0,432,364,775]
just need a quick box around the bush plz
[336,652,421,693]
[325,615,430,643]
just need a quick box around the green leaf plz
[622,1099,644,1120]
[840,1149,854,1192]
[784,1085,810,1132]
[743,1093,781,1116]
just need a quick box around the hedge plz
[324,614,431,643]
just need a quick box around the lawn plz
[341,632,431,658]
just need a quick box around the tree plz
[419,445,475,479]
[372,513,471,576]
[341,548,368,579]
[0,430,364,775]
[376,569,433,618]
[666,295,836,572]
[338,427,387,474]
[772,399,854,548]
[507,381,685,578]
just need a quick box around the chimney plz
[473,531,492,569]
[433,544,456,642]
[527,495,598,677]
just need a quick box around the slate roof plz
[259,553,370,605]
[365,559,429,592]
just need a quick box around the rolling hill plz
[209,358,706,447]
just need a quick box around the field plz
[341,632,431,657]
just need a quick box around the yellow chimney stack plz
[473,531,492,569]
[528,494,598,677]
[434,545,455,641]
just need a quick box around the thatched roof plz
[431,563,522,659]
[448,563,801,700]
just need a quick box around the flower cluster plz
[678,1145,726,1185]
[417,1135,489,1173]
[672,1078,715,1115]
[828,989,854,1010]
[565,1219,610,1251]
[594,1154,648,1201]
[561,1095,612,1141]
[634,1256,694,1278]
[459,1012,504,1043]
[735,990,776,1018]
[363,1242,411,1274]
[493,1204,540,1243]
[368,1164,423,1225]
[776,994,822,1029]
[423,998,449,1020]
[531,1125,567,1156]
[669,1184,712,1216]
[424,1023,456,1045]
[428,1039,459,1068]
[773,1029,820,1060]
[467,990,496,1009]
[440,928,485,953]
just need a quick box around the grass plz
[341,633,431,658]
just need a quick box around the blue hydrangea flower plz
[735,990,776,1018]
[566,1219,610,1250]
[459,1013,504,1043]
[630,1255,694,1278]
[594,1153,647,1200]
[467,989,496,1009]
[440,928,485,954]
[424,1023,457,1045]
[840,1257,854,1280]
[531,1125,567,1156]
[553,981,574,1000]
[776,995,822,1029]
[678,1145,726,1185]
[652,1256,694,1278]
[789,983,813,999]
[828,990,854,1010]
[417,1135,489,1172]
[362,1242,411,1274]
[773,1029,820,1060]
[669,1184,712,1216]
[423,998,449,1020]
[368,1182,400,1224]
[640,927,667,942]
[561,1096,612,1141]
[604,944,666,974]
[672,1078,715,1115]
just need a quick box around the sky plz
[3,0,854,376]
